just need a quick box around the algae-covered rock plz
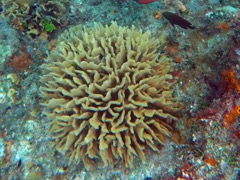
[0,19,19,70]
[26,165,45,180]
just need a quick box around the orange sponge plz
[221,68,240,92]
[222,105,240,128]
[204,154,217,166]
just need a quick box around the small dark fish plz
[17,159,22,168]
[162,11,195,29]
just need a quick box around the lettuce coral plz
[1,0,68,36]
[40,22,181,169]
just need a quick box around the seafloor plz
[0,0,239,180]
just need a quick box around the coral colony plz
[0,0,239,179]
[40,23,181,169]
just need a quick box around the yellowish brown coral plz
[1,0,68,35]
[7,88,17,104]
[40,22,181,169]
[7,73,20,85]
[1,0,30,23]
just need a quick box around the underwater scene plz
[0,0,239,179]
